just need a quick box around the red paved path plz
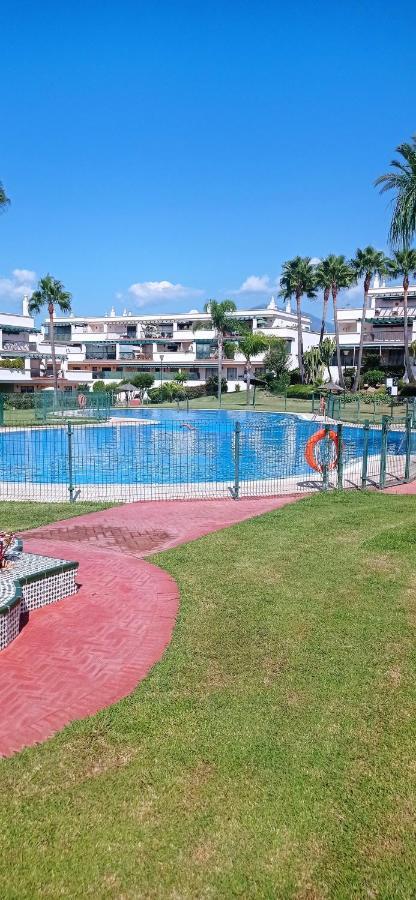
[0,496,296,757]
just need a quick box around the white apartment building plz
[335,274,416,377]
[36,297,319,391]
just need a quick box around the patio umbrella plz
[320,382,344,393]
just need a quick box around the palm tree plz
[324,255,356,388]
[314,258,332,345]
[351,247,390,392]
[28,274,72,391]
[387,249,416,383]
[194,299,238,405]
[375,136,416,248]
[0,181,10,213]
[279,257,317,383]
[238,332,268,405]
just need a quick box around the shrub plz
[399,383,416,397]
[3,393,35,409]
[360,369,386,387]
[92,380,106,392]
[184,384,206,400]
[234,383,241,392]
[205,375,228,395]
[289,368,302,384]
[286,384,316,399]
[0,357,24,370]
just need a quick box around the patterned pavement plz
[0,496,297,756]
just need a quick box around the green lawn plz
[1,492,416,897]
[0,500,113,531]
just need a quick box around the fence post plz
[322,424,330,491]
[379,415,389,489]
[0,395,3,426]
[361,420,369,488]
[67,423,75,502]
[284,391,287,411]
[312,393,315,414]
[405,414,412,482]
[337,423,343,489]
[186,396,189,413]
[232,421,241,500]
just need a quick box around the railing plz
[0,413,414,503]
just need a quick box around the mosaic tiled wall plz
[0,547,78,651]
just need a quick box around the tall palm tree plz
[351,247,390,392]
[279,257,317,383]
[324,255,356,388]
[0,181,10,214]
[194,299,238,405]
[387,249,416,383]
[28,274,72,391]
[375,136,416,248]
[238,332,268,405]
[314,258,332,345]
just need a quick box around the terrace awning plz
[368,317,413,326]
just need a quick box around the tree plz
[0,181,10,214]
[173,371,188,384]
[194,299,238,405]
[324,255,356,388]
[314,258,332,345]
[319,337,336,383]
[279,257,317,383]
[263,336,291,382]
[130,372,155,399]
[28,275,72,391]
[303,346,323,385]
[351,247,390,392]
[375,135,416,248]
[92,380,106,392]
[237,332,268,405]
[387,249,416,382]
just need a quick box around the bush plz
[399,383,416,397]
[360,369,385,387]
[286,384,316,399]
[3,393,35,409]
[234,383,241,392]
[289,369,302,384]
[205,375,228,396]
[184,384,206,400]
[0,357,25,370]
[92,380,106,392]
[343,368,355,390]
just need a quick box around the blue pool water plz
[0,409,407,486]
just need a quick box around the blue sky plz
[1,0,416,320]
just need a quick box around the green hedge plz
[286,385,316,399]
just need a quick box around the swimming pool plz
[0,409,410,502]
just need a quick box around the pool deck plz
[0,495,298,757]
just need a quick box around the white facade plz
[0,296,321,391]
[331,278,416,379]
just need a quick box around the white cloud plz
[234,274,276,294]
[128,280,203,308]
[339,280,364,307]
[0,268,37,302]
[310,257,321,266]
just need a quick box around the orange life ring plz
[305,429,338,473]
[77,392,87,409]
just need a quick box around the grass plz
[1,491,416,896]
[0,500,114,532]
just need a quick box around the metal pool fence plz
[0,415,415,503]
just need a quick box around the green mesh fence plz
[0,413,414,503]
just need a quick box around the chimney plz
[22,294,29,317]
[285,299,291,314]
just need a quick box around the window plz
[227,367,237,380]
[85,342,116,360]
